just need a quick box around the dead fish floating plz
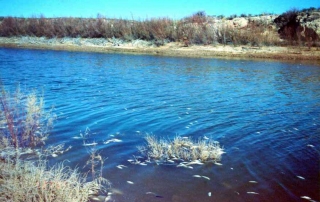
[103,138,122,144]
[127,181,134,184]
[185,160,204,166]
[297,176,305,180]
[177,163,193,169]
[201,176,210,180]
[89,196,101,201]
[116,165,127,169]
[83,142,98,146]
[249,181,258,183]
[51,153,58,158]
[214,162,223,166]
[72,136,82,139]
[301,196,312,200]
[247,192,259,195]
[192,175,202,178]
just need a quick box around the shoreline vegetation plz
[1,7,320,61]
[0,87,110,201]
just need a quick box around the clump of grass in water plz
[139,135,224,163]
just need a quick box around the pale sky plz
[0,0,319,19]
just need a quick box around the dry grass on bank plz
[0,86,110,202]
[0,153,108,202]
[0,85,55,148]
[139,135,224,163]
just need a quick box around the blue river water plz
[0,47,319,202]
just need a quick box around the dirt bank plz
[1,37,320,62]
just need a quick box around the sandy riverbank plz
[1,37,320,62]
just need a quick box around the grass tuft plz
[0,154,109,202]
[139,135,224,163]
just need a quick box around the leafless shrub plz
[175,22,196,46]
[0,85,55,149]
[84,145,106,180]
[110,19,131,39]
[147,18,174,40]
[3,10,318,47]
[0,17,19,36]
[184,11,207,24]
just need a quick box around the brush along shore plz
[1,36,320,61]
[0,86,110,202]
[0,151,109,202]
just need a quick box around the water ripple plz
[1,48,319,201]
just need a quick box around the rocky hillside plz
[201,8,319,46]
[297,10,320,35]
[210,9,319,34]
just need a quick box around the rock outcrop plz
[297,11,320,35]
[274,9,319,43]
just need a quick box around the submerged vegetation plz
[0,7,319,47]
